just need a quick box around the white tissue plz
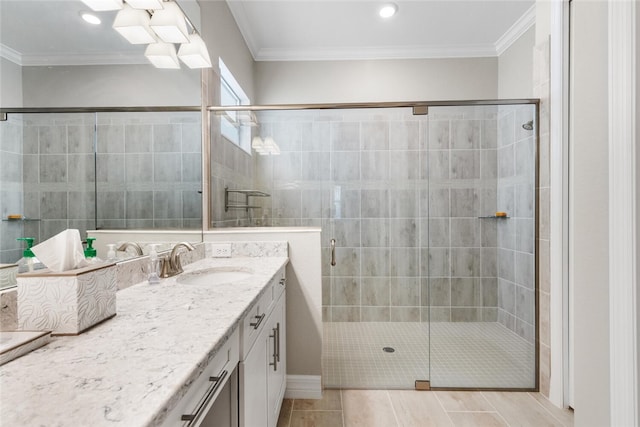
[31,229,90,272]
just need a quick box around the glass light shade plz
[177,34,212,68]
[145,42,181,69]
[149,2,189,43]
[113,4,156,44]
[81,0,123,11]
[123,0,164,10]
[379,3,398,18]
[252,136,264,149]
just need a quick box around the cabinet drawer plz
[161,329,239,427]
[240,282,274,359]
[240,268,286,360]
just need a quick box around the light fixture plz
[379,3,398,18]
[252,137,267,154]
[149,2,189,43]
[113,4,157,44]
[177,34,212,68]
[123,0,164,10]
[81,0,123,11]
[251,136,280,155]
[80,12,102,25]
[144,41,180,69]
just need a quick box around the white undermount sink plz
[177,267,254,286]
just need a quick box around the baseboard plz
[285,375,322,399]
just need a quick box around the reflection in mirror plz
[0,110,203,266]
[0,1,205,270]
[94,111,202,230]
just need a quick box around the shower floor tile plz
[322,322,535,389]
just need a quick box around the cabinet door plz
[240,334,268,427]
[266,295,286,427]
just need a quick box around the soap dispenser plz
[106,244,117,262]
[84,237,100,263]
[148,244,161,285]
[16,237,45,273]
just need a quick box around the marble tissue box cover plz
[17,263,117,335]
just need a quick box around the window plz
[219,58,251,153]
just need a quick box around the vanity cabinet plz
[239,268,286,427]
[160,328,239,427]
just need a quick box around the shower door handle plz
[330,239,336,266]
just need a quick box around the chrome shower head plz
[522,120,534,131]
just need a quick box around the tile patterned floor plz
[323,322,535,389]
[277,389,574,427]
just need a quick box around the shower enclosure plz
[212,100,538,390]
[0,109,202,264]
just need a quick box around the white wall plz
[0,57,22,107]
[498,26,535,99]
[21,64,200,108]
[200,1,255,101]
[636,4,640,415]
[570,1,610,425]
[254,57,498,104]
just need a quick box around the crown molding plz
[226,0,260,59]
[495,4,536,56]
[254,44,497,62]
[1,42,150,67]
[20,52,148,67]
[0,44,23,66]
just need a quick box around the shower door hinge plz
[414,380,431,391]
[412,105,428,116]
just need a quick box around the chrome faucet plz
[117,242,143,256]
[160,242,196,278]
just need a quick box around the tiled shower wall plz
[427,107,501,323]
[205,68,255,229]
[0,115,24,263]
[496,105,537,343]
[21,113,96,246]
[243,107,530,323]
[0,112,201,263]
[94,112,202,230]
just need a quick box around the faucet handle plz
[159,255,171,278]
[171,256,184,275]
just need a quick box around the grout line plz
[287,398,293,427]
[526,392,570,427]
[479,392,512,427]
[338,389,344,427]
[385,390,401,427]
[433,391,457,426]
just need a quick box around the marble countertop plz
[0,256,288,427]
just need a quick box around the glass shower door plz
[322,107,431,389]
[427,104,537,389]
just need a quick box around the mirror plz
[0,0,204,268]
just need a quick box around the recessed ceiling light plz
[80,12,102,25]
[379,3,398,18]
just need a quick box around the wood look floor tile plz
[388,390,453,427]
[277,399,294,427]
[290,410,344,427]
[528,393,574,426]
[293,390,342,411]
[435,391,494,412]
[342,390,398,427]
[447,412,508,427]
[482,392,565,427]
